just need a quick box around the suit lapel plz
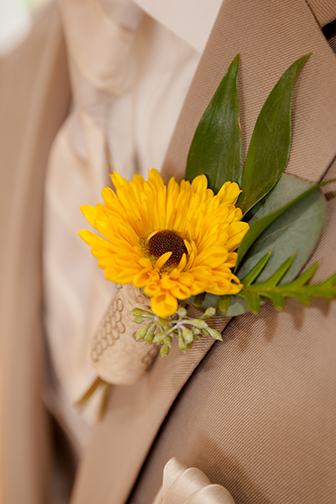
[161,0,336,186]
[71,1,336,503]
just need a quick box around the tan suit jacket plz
[0,1,336,503]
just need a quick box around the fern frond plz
[237,253,336,314]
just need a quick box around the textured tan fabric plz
[0,4,70,503]
[161,0,336,186]
[72,1,336,504]
[132,159,336,504]
[307,0,336,27]
[71,331,222,504]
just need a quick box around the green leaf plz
[236,290,262,314]
[218,295,231,312]
[224,179,327,316]
[240,251,271,286]
[186,182,327,318]
[238,54,310,215]
[186,292,225,316]
[193,292,206,307]
[237,181,335,288]
[185,54,242,192]
[187,177,328,317]
[246,255,295,287]
[236,174,327,271]
[237,256,336,314]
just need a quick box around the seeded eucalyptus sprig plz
[130,306,222,357]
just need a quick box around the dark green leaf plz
[218,295,231,312]
[236,174,327,271]
[217,179,328,316]
[193,292,206,307]
[185,54,242,192]
[238,54,310,215]
[187,180,328,318]
[187,293,225,316]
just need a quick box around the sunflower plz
[79,169,249,318]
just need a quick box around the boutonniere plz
[77,53,335,412]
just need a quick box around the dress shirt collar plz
[132,0,223,52]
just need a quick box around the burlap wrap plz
[89,285,228,385]
[89,284,159,385]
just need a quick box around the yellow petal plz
[80,168,249,309]
[151,291,178,318]
[154,251,172,270]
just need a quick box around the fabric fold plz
[60,0,144,95]
[152,458,235,504]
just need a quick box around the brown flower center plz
[147,230,188,267]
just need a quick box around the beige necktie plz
[43,0,145,435]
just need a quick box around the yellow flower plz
[79,169,249,318]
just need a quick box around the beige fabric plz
[0,4,71,503]
[161,0,336,186]
[132,161,336,504]
[307,0,336,27]
[72,1,336,504]
[61,0,142,95]
[71,328,223,504]
[152,458,235,504]
[132,0,222,52]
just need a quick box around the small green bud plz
[207,327,223,341]
[145,332,155,344]
[157,318,169,327]
[176,307,187,317]
[144,324,156,342]
[131,307,155,316]
[189,319,208,329]
[160,345,170,357]
[202,307,216,318]
[136,327,147,339]
[186,341,194,350]
[130,308,144,316]
[163,336,172,348]
[178,334,187,352]
[134,316,146,324]
[182,328,193,345]
[153,331,166,344]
